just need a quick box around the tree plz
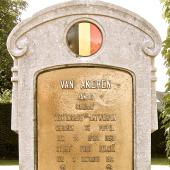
[0,0,27,93]
[161,0,170,158]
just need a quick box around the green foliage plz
[0,89,11,104]
[161,0,170,158]
[0,0,27,93]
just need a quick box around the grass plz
[151,157,170,166]
[0,160,19,166]
[0,158,169,166]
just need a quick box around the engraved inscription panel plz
[37,67,133,170]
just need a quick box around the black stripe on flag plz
[67,23,79,55]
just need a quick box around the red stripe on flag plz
[90,23,102,54]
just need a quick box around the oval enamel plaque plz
[67,22,103,57]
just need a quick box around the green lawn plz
[151,157,170,165]
[0,160,19,166]
[0,158,169,166]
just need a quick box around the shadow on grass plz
[151,157,169,166]
[0,160,19,166]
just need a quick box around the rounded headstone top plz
[7,0,161,58]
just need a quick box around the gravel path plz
[0,165,169,170]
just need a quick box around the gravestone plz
[7,1,161,170]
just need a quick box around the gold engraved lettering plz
[57,135,65,142]
[59,164,66,170]
[56,145,72,152]
[73,135,79,142]
[81,156,100,162]
[106,164,112,170]
[80,145,91,152]
[99,125,115,131]
[80,80,111,89]
[75,103,94,110]
[55,114,84,121]
[78,93,94,100]
[55,125,74,131]
[60,80,74,89]
[106,156,114,163]
[89,114,116,121]
[99,144,115,152]
[88,134,100,141]
[84,124,91,131]
[56,156,64,162]
[105,135,116,142]
[54,113,116,121]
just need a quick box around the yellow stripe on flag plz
[79,23,91,56]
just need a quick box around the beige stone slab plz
[6,1,162,170]
[37,67,133,170]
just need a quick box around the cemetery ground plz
[0,166,169,170]
[0,158,169,170]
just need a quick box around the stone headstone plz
[7,1,161,170]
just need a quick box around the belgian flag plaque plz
[67,22,103,57]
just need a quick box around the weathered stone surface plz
[7,1,161,170]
